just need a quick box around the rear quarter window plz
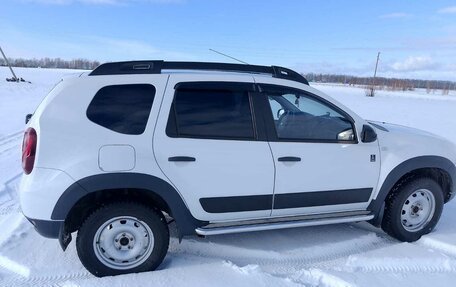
[86,84,156,135]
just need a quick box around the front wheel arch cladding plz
[368,155,455,225]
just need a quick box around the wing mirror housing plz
[277,108,285,119]
[361,124,377,143]
[337,128,355,141]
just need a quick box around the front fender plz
[368,156,456,225]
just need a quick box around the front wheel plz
[381,177,444,242]
[76,202,169,277]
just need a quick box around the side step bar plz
[195,212,374,236]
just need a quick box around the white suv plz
[19,61,456,277]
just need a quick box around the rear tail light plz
[22,127,37,174]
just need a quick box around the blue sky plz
[1,0,456,80]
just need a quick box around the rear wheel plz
[382,177,444,242]
[76,202,169,277]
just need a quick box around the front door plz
[258,83,380,217]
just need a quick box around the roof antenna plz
[209,49,249,64]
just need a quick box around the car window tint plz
[173,87,254,139]
[87,84,155,135]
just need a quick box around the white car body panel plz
[19,167,74,219]
[21,74,173,220]
[372,122,456,199]
[153,74,275,221]
[18,70,456,227]
[253,76,381,216]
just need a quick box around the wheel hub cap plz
[93,216,154,270]
[400,189,435,232]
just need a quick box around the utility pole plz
[0,46,18,81]
[372,52,380,86]
[366,52,381,97]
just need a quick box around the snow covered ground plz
[1,67,456,287]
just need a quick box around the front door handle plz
[168,156,196,162]
[278,156,301,162]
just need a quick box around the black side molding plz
[200,188,373,213]
[274,188,372,209]
[200,195,272,213]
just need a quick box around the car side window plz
[86,84,156,135]
[265,88,355,142]
[168,84,255,140]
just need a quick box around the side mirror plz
[25,114,33,124]
[361,124,377,143]
[277,108,285,119]
[337,128,355,141]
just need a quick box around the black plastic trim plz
[89,61,309,85]
[200,195,272,213]
[174,81,256,92]
[278,156,301,162]
[274,188,373,209]
[200,188,373,213]
[368,156,456,225]
[25,217,63,239]
[51,173,207,238]
[168,156,196,162]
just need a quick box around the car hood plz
[368,120,456,163]
[369,121,441,138]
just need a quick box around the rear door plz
[256,83,380,217]
[153,75,275,222]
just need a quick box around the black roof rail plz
[89,60,309,85]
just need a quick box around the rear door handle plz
[168,156,196,162]
[278,156,301,162]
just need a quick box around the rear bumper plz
[25,217,63,239]
[19,167,76,220]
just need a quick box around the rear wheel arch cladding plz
[52,173,207,249]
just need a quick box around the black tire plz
[381,177,444,242]
[76,202,169,277]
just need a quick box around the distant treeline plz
[0,57,100,70]
[304,73,455,91]
[1,58,454,91]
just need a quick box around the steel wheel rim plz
[400,189,435,232]
[93,216,154,270]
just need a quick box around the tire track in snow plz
[0,131,22,156]
[172,231,397,274]
[0,131,22,145]
[0,270,92,287]
[339,236,456,274]
[344,256,456,273]
[0,173,22,215]
[416,237,456,258]
[0,213,92,287]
